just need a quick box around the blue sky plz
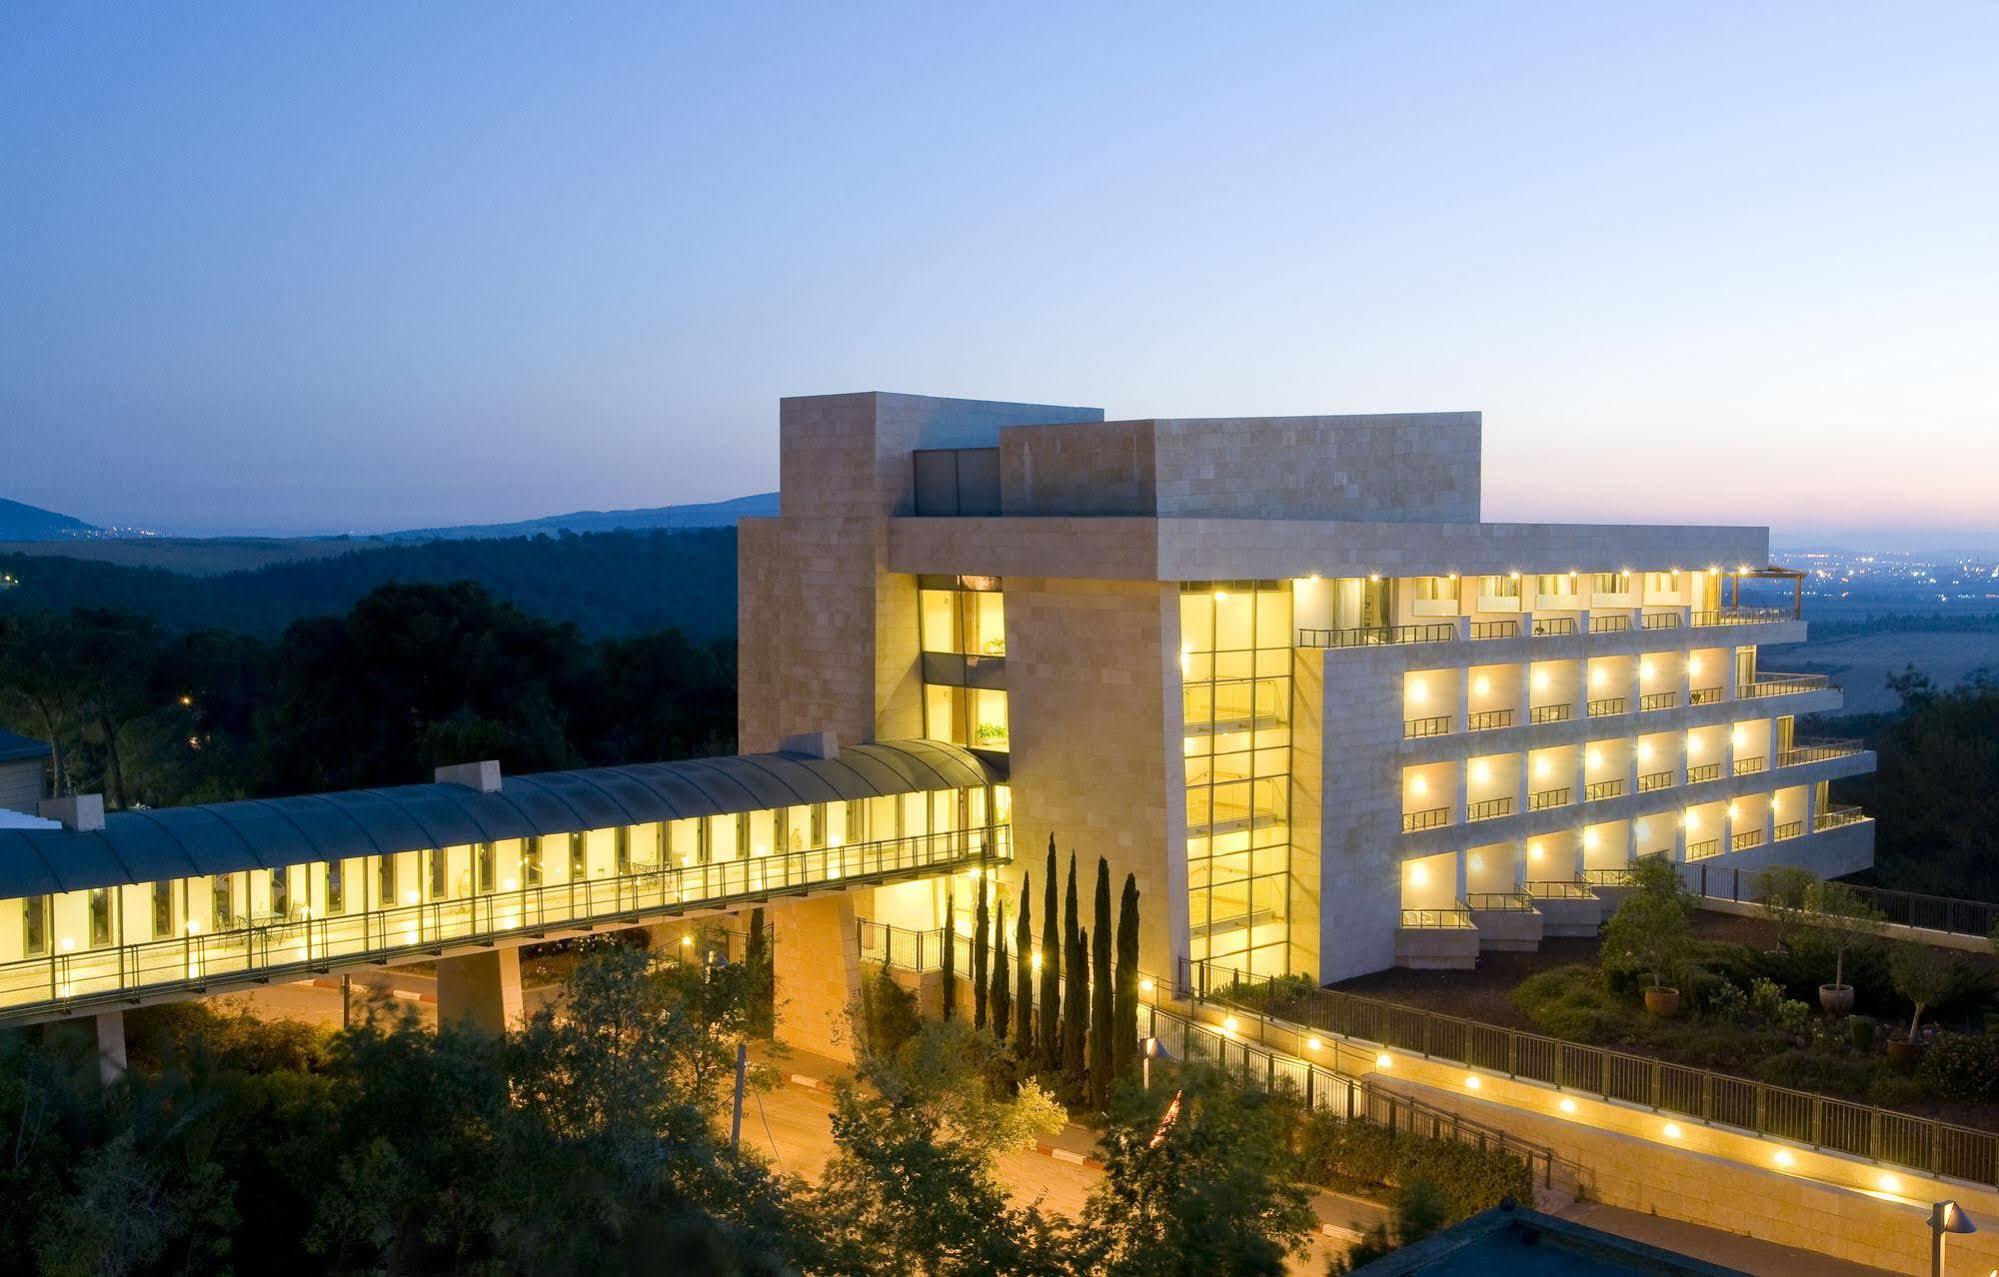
[2,3,1994,546]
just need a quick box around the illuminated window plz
[152,881,175,938]
[270,868,290,917]
[569,832,588,881]
[89,888,113,947]
[23,895,49,957]
[328,861,346,913]
[477,841,497,893]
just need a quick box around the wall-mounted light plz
[1639,660,1653,679]
[1528,841,1543,861]
[1473,674,1491,696]
[1585,749,1601,768]
[1409,864,1429,887]
[1376,1052,1393,1069]
[1465,1074,1483,1090]
[1684,809,1698,830]
[1558,1097,1578,1114]
[1534,757,1552,779]
[1410,679,1428,703]
[1689,656,1703,676]
[1468,853,1484,872]
[1583,829,1599,850]
[1638,742,1654,762]
[1663,1122,1684,1139]
[1471,761,1490,783]
[1531,670,1549,691]
[1773,1149,1795,1168]
[1410,775,1429,797]
[1727,803,1740,821]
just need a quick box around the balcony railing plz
[1469,620,1520,640]
[1814,804,1869,832]
[1740,673,1831,699]
[1586,696,1627,717]
[1468,709,1514,731]
[1405,714,1451,739]
[1402,807,1450,833]
[1584,779,1625,802]
[1687,762,1722,784]
[1640,612,1683,630]
[0,824,1013,1023]
[1733,755,1768,776]
[1527,786,1572,812]
[1781,738,1867,767]
[1529,617,1578,637]
[1525,880,1597,900]
[1467,797,1515,822]
[1731,829,1765,852]
[1639,691,1679,711]
[1465,891,1537,912]
[1686,837,1722,860]
[1692,606,1790,628]
[1399,907,1476,930]
[1689,687,1724,705]
[1529,703,1573,724]
[1588,614,1631,634]
[1637,770,1674,793]
[1300,623,1455,648]
[1774,820,1804,841]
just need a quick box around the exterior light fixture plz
[1375,1052,1393,1069]
[1306,1036,1323,1051]
[1590,667,1606,688]
[1688,736,1702,756]
[1732,728,1746,748]
[1222,1016,1239,1035]
[1585,749,1600,768]
[1409,864,1428,887]
[1638,742,1654,762]
[185,920,202,936]
[1689,657,1703,675]
[1410,775,1429,797]
[1636,819,1651,838]
[1684,810,1698,829]
[1214,590,1229,601]
[403,890,419,906]
[1471,761,1490,783]
[1368,573,1382,583]
[1558,1097,1578,1114]
[1531,670,1548,691]
[1140,977,1155,995]
[1879,1174,1902,1194]
[1473,675,1491,696]
[1662,1122,1684,1139]
[1727,803,1739,820]
[1468,853,1484,871]
[1583,829,1599,850]
[1508,570,1521,580]
[1031,952,1043,971]
[1465,1074,1482,1090]
[1410,680,1428,703]
[681,934,694,947]
[1931,1200,1977,1275]
[1773,1149,1795,1168]
[59,937,75,953]
[1529,842,1544,861]
[1639,661,1653,679]
[1535,757,1551,779]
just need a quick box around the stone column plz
[96,1009,127,1087]
[772,893,864,1063]
[437,947,524,1034]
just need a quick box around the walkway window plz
[214,875,234,928]
[152,881,174,938]
[426,850,446,901]
[377,857,396,909]
[23,895,48,957]
[568,832,587,881]
[270,868,290,918]
[615,827,632,875]
[328,862,345,914]
[89,889,113,948]
[525,839,544,887]
[476,842,496,894]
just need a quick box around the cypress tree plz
[1038,838,1061,1069]
[1014,875,1034,1056]
[1113,873,1141,1082]
[941,892,956,1020]
[1061,852,1087,1080]
[1089,857,1114,1107]
[990,903,1011,1044]
[972,872,991,1029]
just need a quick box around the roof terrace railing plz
[1298,624,1455,649]
[0,824,1011,1026]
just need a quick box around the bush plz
[1919,1032,1999,1102]
[1754,1049,1881,1099]
[1514,966,1627,1042]
[1850,1017,1878,1052]
[859,965,921,1060]
[1749,977,1787,1023]
[1868,1072,1931,1108]
[1702,979,1749,1025]
[1295,1110,1533,1223]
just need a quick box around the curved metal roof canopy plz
[0,740,1002,899]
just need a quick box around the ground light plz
[1930,1200,1976,1277]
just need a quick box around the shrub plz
[1754,1049,1880,1099]
[1514,966,1627,1042]
[1702,979,1749,1025]
[859,964,921,1060]
[1868,1071,1931,1108]
[1294,1111,1533,1224]
[1919,1033,1999,1102]
[1890,943,1955,1040]
[1775,997,1812,1037]
[1749,977,1788,1024]
[1849,1016,1878,1052]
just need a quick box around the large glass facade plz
[919,574,1010,752]
[1180,581,1295,976]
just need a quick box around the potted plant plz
[1887,941,1952,1069]
[1601,862,1693,1017]
[1757,867,1882,1017]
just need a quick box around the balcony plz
[1405,714,1451,739]
[1689,687,1724,705]
[1687,837,1722,860]
[1815,804,1869,832]
[1464,890,1537,911]
[1528,786,1572,811]
[1732,755,1767,776]
[1692,606,1791,628]
[1530,703,1574,724]
[1588,614,1631,634]
[1468,709,1515,731]
[1584,779,1626,802]
[1780,737,1866,767]
[1528,617,1578,637]
[1470,620,1520,640]
[1587,696,1628,717]
[1731,829,1766,852]
[1467,797,1515,822]
[1637,770,1674,793]
[1774,820,1804,840]
[1640,612,1683,631]
[1740,673,1832,699]
[1639,691,1679,712]
[1687,762,1722,783]
[1299,623,1454,648]
[1403,806,1450,833]
[1400,907,1477,929]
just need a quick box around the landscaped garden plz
[1316,862,1999,1128]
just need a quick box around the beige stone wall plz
[771,893,864,1063]
[1314,646,1409,980]
[1001,576,1186,978]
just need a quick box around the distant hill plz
[383,492,778,541]
[0,498,100,541]
[0,528,737,640]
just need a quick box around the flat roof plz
[0,739,999,899]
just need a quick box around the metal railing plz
[1300,623,1455,649]
[1692,607,1789,628]
[1529,617,1578,637]
[1467,797,1514,822]
[1689,687,1724,705]
[0,824,1013,1024]
[1469,621,1520,640]
[1588,614,1631,634]
[1640,612,1683,630]
[1774,820,1804,841]
[1405,714,1451,738]
[1402,807,1450,833]
[1686,838,1722,861]
[1194,964,1999,1192]
[1781,738,1866,767]
[1639,691,1679,711]
[1814,804,1868,832]
[1733,755,1768,776]
[1528,787,1572,812]
[1584,779,1626,802]
[1730,830,1765,852]
[1529,703,1573,724]
[1525,880,1597,900]
[1637,770,1674,793]
[1587,696,1628,717]
[1688,863,1991,942]
[1740,673,1831,699]
[1464,891,1537,912]
[1687,762,1722,784]
[1399,907,1476,930]
[1468,709,1515,731]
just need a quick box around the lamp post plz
[1930,1199,1976,1277]
[1140,1035,1171,1091]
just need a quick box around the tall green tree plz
[1062,854,1088,1082]
[1014,876,1035,1057]
[972,873,991,1030]
[69,608,162,810]
[1089,857,1115,1108]
[990,902,1012,1045]
[941,893,957,1021]
[0,611,86,795]
[1113,874,1142,1083]
[1038,840,1061,1070]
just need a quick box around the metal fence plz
[1686,863,1999,942]
[1188,960,1999,1190]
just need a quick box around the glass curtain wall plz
[1180,581,1294,977]
[919,574,1009,751]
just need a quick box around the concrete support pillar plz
[436,947,523,1034]
[96,1009,127,1087]
[1454,666,1471,734]
[772,893,863,1063]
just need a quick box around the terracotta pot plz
[1644,986,1682,1018]
[1819,984,1856,1017]
[1887,1039,1924,1071]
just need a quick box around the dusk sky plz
[3,4,1995,547]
